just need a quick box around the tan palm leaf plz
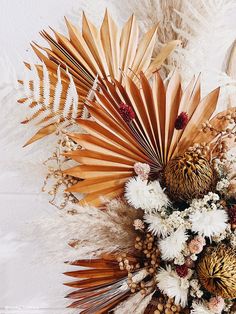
[64,70,226,206]
[19,10,179,145]
[64,255,131,312]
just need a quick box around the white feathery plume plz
[134,291,155,314]
[191,301,212,314]
[26,199,141,261]
[113,0,236,109]
[159,228,188,261]
[144,212,169,237]
[190,209,228,239]
[156,265,190,307]
[125,177,169,212]
[113,292,146,314]
[171,0,236,110]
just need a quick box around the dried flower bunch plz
[19,7,236,314]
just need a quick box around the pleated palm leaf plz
[19,10,179,145]
[64,70,232,206]
[64,254,147,313]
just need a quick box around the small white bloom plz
[125,177,169,211]
[156,266,189,307]
[174,254,185,265]
[196,290,204,298]
[190,279,199,289]
[159,228,188,261]
[190,254,198,261]
[191,301,212,314]
[216,178,230,191]
[190,209,228,238]
[144,213,169,237]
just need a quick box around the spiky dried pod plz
[163,152,215,203]
[197,244,236,299]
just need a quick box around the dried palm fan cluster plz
[64,70,235,206]
[17,5,236,314]
[65,231,162,312]
[18,10,179,146]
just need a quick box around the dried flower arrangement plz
[19,5,236,314]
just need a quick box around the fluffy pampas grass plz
[27,198,141,262]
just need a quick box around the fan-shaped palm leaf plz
[64,71,224,207]
[19,10,179,145]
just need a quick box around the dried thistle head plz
[163,152,215,203]
[197,244,236,299]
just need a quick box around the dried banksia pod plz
[163,152,215,202]
[197,244,236,299]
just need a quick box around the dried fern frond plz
[19,64,80,146]
[64,71,224,206]
[19,10,179,145]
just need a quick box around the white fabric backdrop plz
[0,0,236,313]
[0,1,119,313]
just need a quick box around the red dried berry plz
[176,264,189,278]
[119,102,135,123]
[175,112,189,130]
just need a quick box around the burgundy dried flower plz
[176,264,188,278]
[175,112,189,130]
[119,102,135,123]
[228,205,236,225]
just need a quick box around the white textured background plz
[0,1,236,314]
[0,1,120,313]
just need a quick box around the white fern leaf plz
[42,62,50,106]
[67,71,78,119]
[53,66,63,114]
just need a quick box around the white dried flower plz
[191,301,212,314]
[190,279,200,289]
[196,290,204,298]
[159,228,188,261]
[156,266,189,307]
[190,254,198,261]
[190,209,228,238]
[174,254,185,265]
[144,213,169,237]
[216,178,230,191]
[125,177,169,211]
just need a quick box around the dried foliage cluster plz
[18,3,236,314]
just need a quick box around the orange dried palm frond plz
[64,255,141,313]
[65,71,222,206]
[19,10,179,145]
